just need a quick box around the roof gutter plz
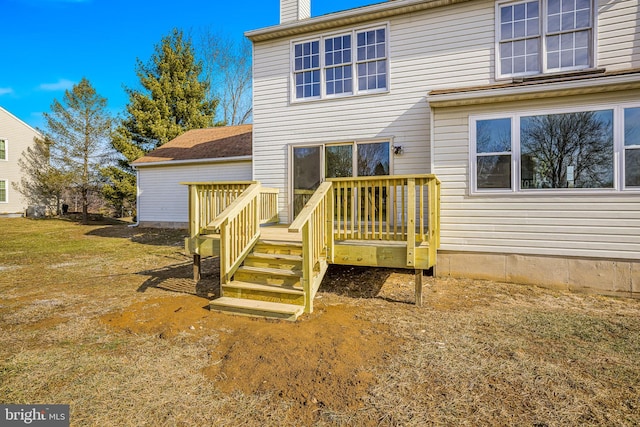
[427,73,640,108]
[245,0,473,42]
[132,155,252,169]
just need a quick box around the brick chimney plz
[281,0,311,24]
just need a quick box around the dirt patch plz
[100,294,402,424]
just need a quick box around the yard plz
[1,218,639,426]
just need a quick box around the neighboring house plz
[244,0,640,297]
[0,106,40,217]
[132,125,252,228]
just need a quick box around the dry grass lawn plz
[1,217,639,426]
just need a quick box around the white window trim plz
[0,138,7,161]
[469,102,640,195]
[290,23,390,103]
[494,0,597,80]
[622,105,640,191]
[0,179,7,203]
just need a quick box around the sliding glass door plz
[291,141,390,218]
[292,146,321,217]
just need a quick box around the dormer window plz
[497,0,593,78]
[291,24,388,101]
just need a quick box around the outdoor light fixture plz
[393,145,404,155]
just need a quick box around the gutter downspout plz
[128,167,140,228]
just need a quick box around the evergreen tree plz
[41,78,112,224]
[103,28,217,211]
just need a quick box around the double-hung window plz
[0,139,6,160]
[293,40,320,99]
[471,104,640,193]
[356,28,387,92]
[0,180,6,203]
[292,25,388,101]
[497,0,593,77]
[325,34,353,96]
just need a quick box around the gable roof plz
[132,125,252,167]
[0,105,42,137]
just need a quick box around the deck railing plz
[183,181,279,237]
[209,183,262,285]
[328,174,440,267]
[288,181,333,313]
[259,187,279,224]
[184,181,254,237]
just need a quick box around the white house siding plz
[0,107,39,216]
[433,90,640,268]
[137,161,252,228]
[251,0,640,294]
[252,0,495,223]
[597,0,640,70]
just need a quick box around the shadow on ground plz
[85,225,188,247]
[136,257,220,299]
[132,253,424,305]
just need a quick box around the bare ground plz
[1,218,639,426]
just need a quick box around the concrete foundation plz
[138,221,188,229]
[437,251,640,299]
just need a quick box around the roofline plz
[427,72,640,108]
[132,155,252,168]
[245,0,472,42]
[0,105,42,137]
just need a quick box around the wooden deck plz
[183,175,440,319]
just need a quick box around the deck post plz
[325,184,335,263]
[193,254,201,281]
[406,178,416,267]
[415,269,423,306]
[189,184,199,238]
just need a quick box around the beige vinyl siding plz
[137,161,252,225]
[433,89,640,260]
[253,0,639,224]
[597,0,640,70]
[253,1,495,223]
[0,107,39,216]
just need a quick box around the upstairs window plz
[292,25,388,101]
[497,0,593,78]
[294,40,320,99]
[325,35,352,96]
[0,139,6,160]
[357,28,387,91]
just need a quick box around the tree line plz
[14,28,251,224]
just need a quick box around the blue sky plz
[1,0,376,129]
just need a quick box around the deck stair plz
[210,239,319,321]
[185,175,440,320]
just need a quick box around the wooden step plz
[253,240,303,256]
[210,297,304,321]
[222,280,305,305]
[234,265,302,288]
[243,252,302,270]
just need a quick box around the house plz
[185,0,639,319]
[132,125,252,228]
[0,106,40,217]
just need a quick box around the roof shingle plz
[132,125,252,165]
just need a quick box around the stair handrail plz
[210,183,262,285]
[288,181,333,313]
